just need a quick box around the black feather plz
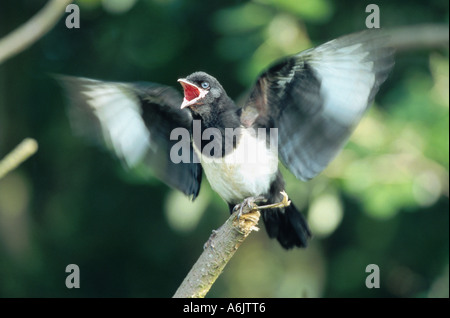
[260,172,312,249]
[57,76,202,199]
[241,30,395,180]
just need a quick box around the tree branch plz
[0,0,73,64]
[0,138,38,180]
[387,24,449,52]
[173,209,261,298]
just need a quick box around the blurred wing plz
[58,76,202,199]
[241,30,394,180]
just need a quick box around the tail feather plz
[262,203,311,249]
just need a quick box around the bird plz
[58,30,394,249]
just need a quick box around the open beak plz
[178,79,209,109]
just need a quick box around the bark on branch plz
[173,209,261,298]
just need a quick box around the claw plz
[233,191,291,221]
[254,191,291,210]
[233,196,266,220]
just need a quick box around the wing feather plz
[58,76,202,198]
[241,30,395,180]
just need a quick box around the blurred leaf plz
[255,0,334,22]
[213,3,273,34]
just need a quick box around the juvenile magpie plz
[58,30,394,249]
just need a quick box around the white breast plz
[193,128,279,204]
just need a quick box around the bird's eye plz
[201,82,210,89]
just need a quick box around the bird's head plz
[178,72,225,111]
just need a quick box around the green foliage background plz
[0,0,448,297]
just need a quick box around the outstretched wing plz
[241,30,395,180]
[58,76,202,199]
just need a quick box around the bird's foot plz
[256,191,291,210]
[233,191,291,220]
[233,196,267,220]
